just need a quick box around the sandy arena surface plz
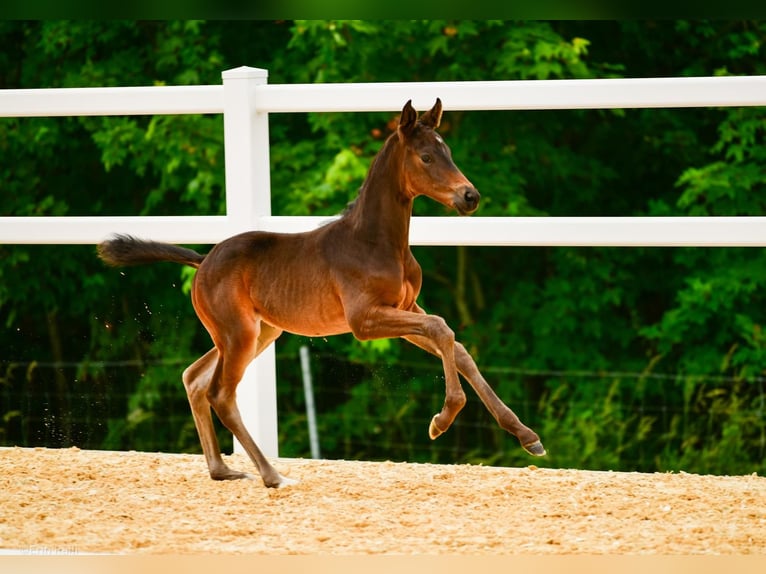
[0,446,764,555]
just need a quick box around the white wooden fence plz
[2,67,766,457]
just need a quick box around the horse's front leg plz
[401,304,545,456]
[455,343,546,456]
[348,306,468,439]
[403,334,546,456]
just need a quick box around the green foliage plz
[2,20,765,476]
[677,108,766,216]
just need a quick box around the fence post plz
[222,66,279,458]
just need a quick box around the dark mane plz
[337,130,397,220]
[341,196,358,216]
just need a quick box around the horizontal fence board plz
[0,85,224,117]
[3,76,766,118]
[0,216,233,244]
[6,215,766,247]
[254,75,766,113]
[405,216,766,247]
[253,216,766,248]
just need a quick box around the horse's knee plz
[424,315,455,349]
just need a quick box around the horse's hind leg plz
[183,348,251,480]
[206,321,296,488]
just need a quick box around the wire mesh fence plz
[1,348,764,476]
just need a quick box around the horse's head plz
[396,98,480,215]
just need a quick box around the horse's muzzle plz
[456,186,480,215]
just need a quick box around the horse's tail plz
[97,234,205,269]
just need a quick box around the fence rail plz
[6,215,766,247]
[3,66,766,456]
[0,85,224,117]
[6,74,766,117]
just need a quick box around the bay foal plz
[98,99,545,488]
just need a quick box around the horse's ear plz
[398,99,418,138]
[419,98,443,129]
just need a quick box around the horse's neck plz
[347,145,413,254]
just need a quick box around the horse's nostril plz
[455,186,480,215]
[464,188,480,205]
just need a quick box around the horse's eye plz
[421,154,432,164]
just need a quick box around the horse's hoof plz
[428,415,445,440]
[210,469,254,481]
[522,440,547,457]
[280,476,299,488]
[267,474,299,489]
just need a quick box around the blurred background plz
[1,20,765,475]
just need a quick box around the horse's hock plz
[1,447,764,554]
